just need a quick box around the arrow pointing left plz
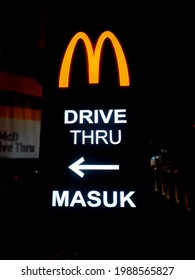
[68,157,120,178]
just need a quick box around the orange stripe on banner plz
[0,71,42,97]
[0,106,41,121]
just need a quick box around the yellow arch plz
[58,31,130,88]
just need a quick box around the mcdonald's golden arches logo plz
[58,31,130,88]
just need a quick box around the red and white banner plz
[0,71,42,158]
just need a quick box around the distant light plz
[35,170,38,174]
[161,149,167,153]
[13,175,19,182]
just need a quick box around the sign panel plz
[0,71,42,159]
[0,106,41,158]
[40,17,155,258]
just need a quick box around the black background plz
[0,0,194,260]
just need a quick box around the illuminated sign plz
[58,31,130,88]
[0,71,42,159]
[41,28,136,210]
[68,157,119,178]
[51,102,135,207]
[64,108,127,145]
[52,190,136,208]
[0,106,41,158]
[39,19,187,260]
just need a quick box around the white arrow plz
[68,157,119,178]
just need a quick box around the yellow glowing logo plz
[59,31,130,88]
